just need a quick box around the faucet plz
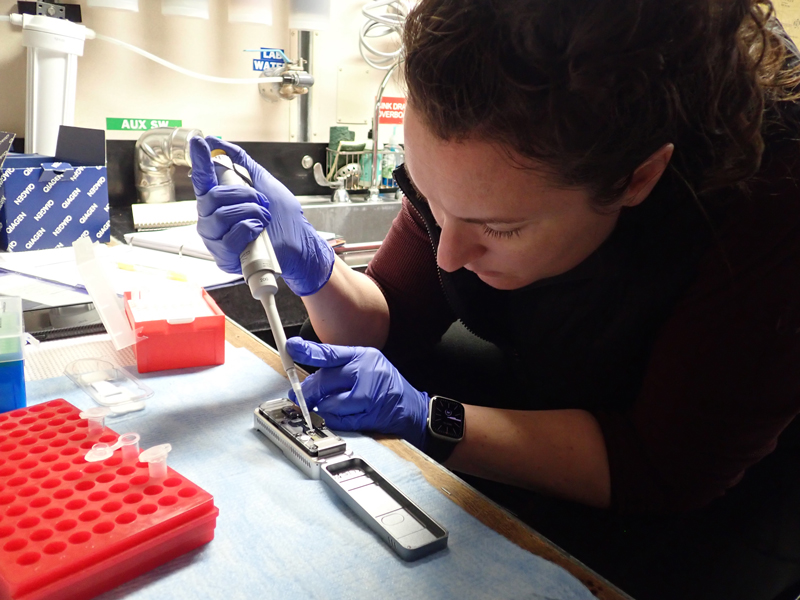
[312,163,350,203]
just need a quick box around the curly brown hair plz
[403,0,800,205]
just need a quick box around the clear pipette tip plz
[286,366,313,431]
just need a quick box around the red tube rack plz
[0,399,218,600]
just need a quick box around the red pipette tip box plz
[0,400,218,600]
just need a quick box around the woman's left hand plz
[285,337,429,448]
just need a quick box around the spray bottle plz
[380,127,401,187]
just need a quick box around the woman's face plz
[403,105,624,290]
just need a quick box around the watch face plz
[430,398,464,440]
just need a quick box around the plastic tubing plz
[2,17,282,85]
[359,0,408,70]
[93,33,282,85]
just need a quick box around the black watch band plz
[423,433,460,463]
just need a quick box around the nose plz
[436,220,485,273]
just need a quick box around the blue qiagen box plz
[0,127,110,252]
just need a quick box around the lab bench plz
[17,316,630,600]
[226,320,632,600]
[7,198,631,598]
[20,143,632,597]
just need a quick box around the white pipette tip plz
[286,367,313,431]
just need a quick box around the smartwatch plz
[424,396,465,463]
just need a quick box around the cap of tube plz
[83,432,141,463]
[84,442,114,462]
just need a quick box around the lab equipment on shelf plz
[381,127,402,187]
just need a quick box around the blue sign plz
[252,48,286,72]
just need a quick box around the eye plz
[482,225,521,239]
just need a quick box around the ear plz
[619,143,674,208]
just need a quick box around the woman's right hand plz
[189,136,335,296]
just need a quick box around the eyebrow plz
[404,164,528,226]
[461,216,528,225]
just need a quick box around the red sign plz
[379,97,406,124]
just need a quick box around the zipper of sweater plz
[406,201,491,344]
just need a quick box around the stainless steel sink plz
[299,198,402,244]
[296,196,402,268]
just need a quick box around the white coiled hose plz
[359,0,410,70]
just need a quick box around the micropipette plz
[209,149,314,431]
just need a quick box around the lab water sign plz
[106,119,183,131]
[250,48,286,71]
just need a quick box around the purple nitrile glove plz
[189,136,335,296]
[285,337,430,449]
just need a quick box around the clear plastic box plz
[0,296,25,412]
[65,357,153,414]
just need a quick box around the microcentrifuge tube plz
[79,407,112,435]
[139,444,172,480]
[119,433,141,462]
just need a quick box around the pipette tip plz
[287,367,313,431]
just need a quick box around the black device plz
[256,399,345,460]
[424,396,465,464]
[428,396,465,441]
[17,1,82,22]
[22,301,106,341]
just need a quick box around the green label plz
[106,118,183,131]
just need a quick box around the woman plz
[190,1,800,597]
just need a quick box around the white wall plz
[0,0,405,146]
[4,1,800,151]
